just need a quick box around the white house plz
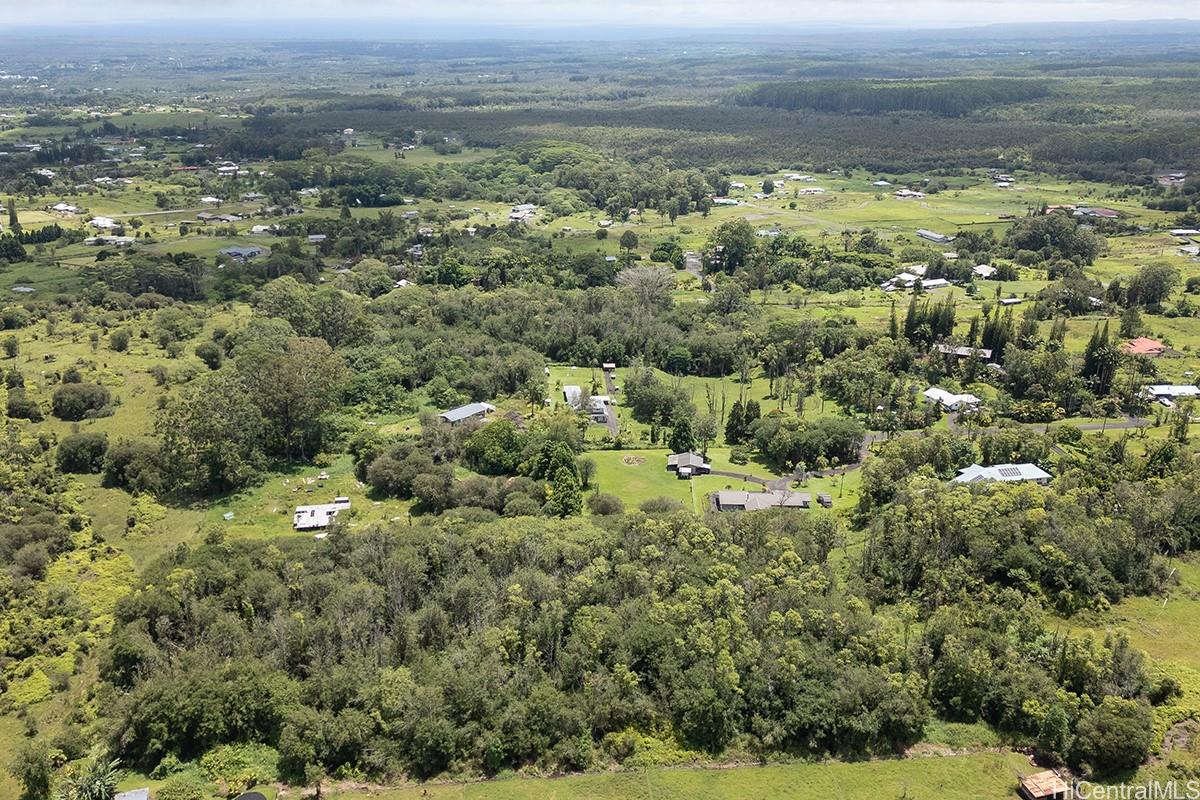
[952,463,1051,485]
[509,203,537,222]
[1144,384,1200,407]
[293,497,351,531]
[89,216,118,229]
[923,387,981,411]
[973,264,997,279]
[84,235,136,247]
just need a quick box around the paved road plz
[948,413,1148,436]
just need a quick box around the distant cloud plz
[4,0,1197,27]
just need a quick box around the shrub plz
[1071,696,1154,775]
[51,383,111,420]
[198,743,279,794]
[155,771,214,800]
[56,432,109,473]
[640,496,684,514]
[503,492,541,517]
[109,329,131,352]
[6,390,42,421]
[194,341,223,370]
[586,492,625,515]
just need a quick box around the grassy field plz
[1071,555,1200,673]
[324,752,1036,800]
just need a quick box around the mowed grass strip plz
[327,752,1034,800]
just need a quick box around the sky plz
[4,0,1198,29]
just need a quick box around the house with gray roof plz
[438,402,496,425]
[715,490,811,511]
[666,452,711,479]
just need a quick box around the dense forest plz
[729,78,1051,116]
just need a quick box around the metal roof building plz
[438,402,496,425]
[952,463,1051,484]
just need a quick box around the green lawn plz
[326,752,1035,800]
[1071,555,1200,673]
[202,453,413,541]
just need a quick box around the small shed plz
[1018,770,1071,800]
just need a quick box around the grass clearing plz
[326,752,1035,800]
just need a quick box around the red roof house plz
[1123,337,1166,357]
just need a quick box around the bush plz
[1071,697,1154,775]
[1053,425,1083,445]
[586,492,625,515]
[149,753,186,780]
[503,492,541,517]
[194,341,223,370]
[155,771,214,800]
[198,743,279,794]
[102,439,165,494]
[56,432,109,473]
[51,383,111,420]
[109,329,131,352]
[640,496,684,514]
[6,390,42,421]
